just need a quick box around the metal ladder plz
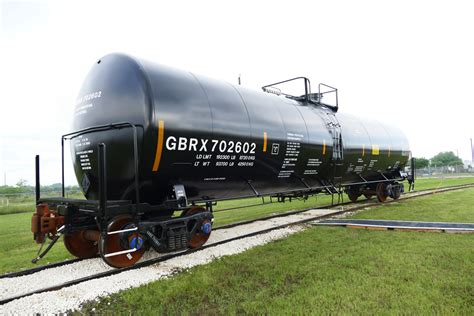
[325,112,343,161]
[324,112,344,204]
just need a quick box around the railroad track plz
[211,182,474,229]
[1,183,473,306]
[2,183,473,279]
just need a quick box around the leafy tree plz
[430,151,463,167]
[414,157,429,169]
[0,185,22,194]
[0,183,80,195]
[16,179,28,188]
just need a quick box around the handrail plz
[262,77,311,102]
[262,78,339,112]
[60,122,141,205]
[318,83,338,112]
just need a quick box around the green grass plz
[351,188,474,223]
[0,202,34,216]
[78,183,474,315]
[0,191,84,215]
[1,176,473,274]
[412,175,474,191]
[211,175,474,227]
[213,195,334,227]
[0,212,74,274]
[80,229,473,314]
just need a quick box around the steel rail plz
[215,182,474,229]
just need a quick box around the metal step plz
[325,186,339,194]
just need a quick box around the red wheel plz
[185,206,212,249]
[376,183,388,202]
[64,230,99,258]
[99,216,145,268]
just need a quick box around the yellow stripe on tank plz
[152,120,165,172]
[372,144,380,155]
[322,140,326,155]
[263,132,268,152]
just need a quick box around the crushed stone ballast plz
[0,208,341,307]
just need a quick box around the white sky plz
[1,0,473,186]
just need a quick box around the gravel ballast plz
[1,226,303,314]
[0,208,337,302]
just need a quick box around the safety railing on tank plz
[262,77,312,102]
[262,77,338,112]
[59,122,142,210]
[318,83,338,111]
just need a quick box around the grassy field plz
[0,176,473,274]
[410,175,474,191]
[0,213,75,274]
[212,175,474,227]
[352,188,474,222]
[1,176,473,216]
[0,191,83,215]
[80,187,474,314]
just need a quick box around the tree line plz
[0,182,81,194]
[414,151,464,169]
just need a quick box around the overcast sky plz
[1,0,473,186]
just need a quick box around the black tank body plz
[72,53,410,205]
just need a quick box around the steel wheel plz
[347,192,359,203]
[185,206,212,249]
[99,215,145,268]
[376,183,388,202]
[64,230,99,258]
[392,183,401,200]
